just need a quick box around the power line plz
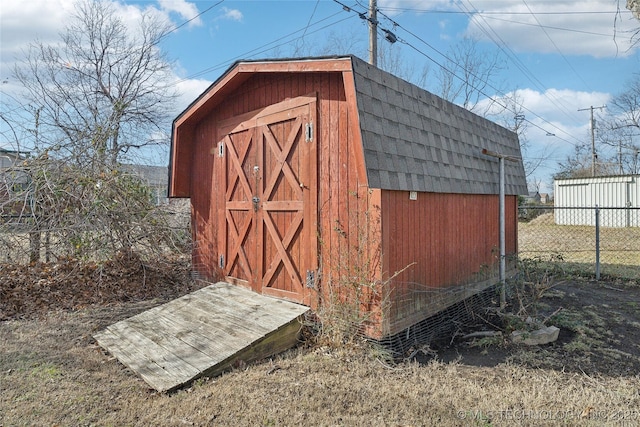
[521,0,593,92]
[480,15,633,39]
[370,6,582,147]
[301,0,321,39]
[172,11,353,84]
[457,1,585,133]
[332,0,400,65]
[461,1,584,125]
[159,0,225,41]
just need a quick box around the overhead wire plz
[301,0,321,39]
[158,0,225,41]
[171,10,354,85]
[479,15,632,39]
[521,0,593,91]
[457,1,586,139]
[460,1,583,124]
[367,5,582,147]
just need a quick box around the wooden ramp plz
[93,282,309,392]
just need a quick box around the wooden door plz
[218,96,317,305]
[219,124,257,286]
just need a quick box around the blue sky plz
[2,0,640,192]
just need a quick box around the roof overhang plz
[174,56,354,129]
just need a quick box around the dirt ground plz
[435,277,640,377]
[1,260,639,426]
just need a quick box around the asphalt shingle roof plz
[350,56,528,195]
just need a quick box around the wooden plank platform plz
[93,282,309,392]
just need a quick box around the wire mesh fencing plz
[518,206,640,279]
[376,283,498,358]
[0,201,191,264]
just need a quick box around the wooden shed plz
[169,56,527,339]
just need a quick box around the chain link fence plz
[518,206,640,279]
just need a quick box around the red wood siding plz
[190,110,218,281]
[187,72,367,309]
[169,125,194,197]
[379,191,518,336]
[179,64,521,339]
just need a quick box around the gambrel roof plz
[349,56,527,195]
[170,55,528,197]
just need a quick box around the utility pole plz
[619,139,623,174]
[578,105,606,177]
[336,0,395,65]
[368,0,377,66]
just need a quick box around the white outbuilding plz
[554,175,640,227]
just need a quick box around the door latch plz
[252,196,260,211]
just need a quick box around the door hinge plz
[219,254,225,269]
[305,122,313,142]
[218,141,225,157]
[306,270,316,288]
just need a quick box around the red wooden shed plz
[169,56,528,340]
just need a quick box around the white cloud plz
[0,0,202,79]
[157,0,202,27]
[0,0,75,77]
[381,0,639,58]
[217,7,243,22]
[174,78,212,114]
[463,0,638,58]
[516,88,610,119]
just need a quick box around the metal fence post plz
[481,148,520,310]
[595,205,600,280]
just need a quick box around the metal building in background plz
[554,175,640,227]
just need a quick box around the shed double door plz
[218,96,317,305]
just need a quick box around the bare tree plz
[377,42,430,88]
[304,27,366,58]
[497,90,547,180]
[618,0,640,49]
[14,0,176,166]
[2,0,186,264]
[554,142,596,179]
[600,73,640,174]
[599,124,640,174]
[610,73,640,130]
[435,37,506,113]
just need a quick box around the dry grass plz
[519,214,640,278]
[2,239,639,426]
[2,294,640,427]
